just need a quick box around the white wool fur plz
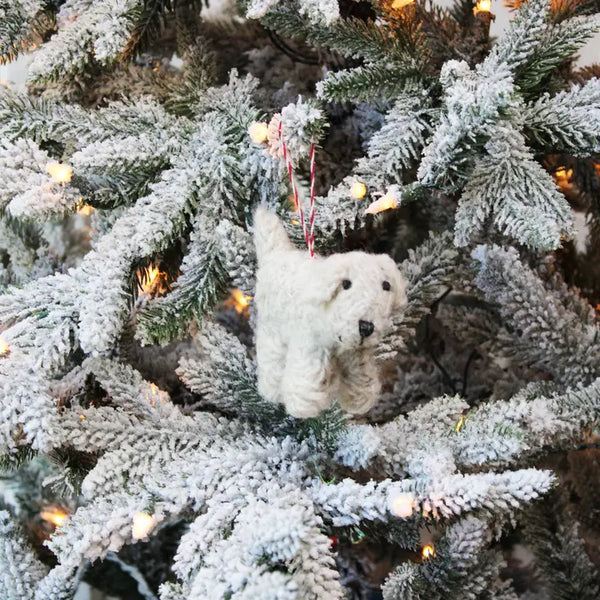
[254,206,407,418]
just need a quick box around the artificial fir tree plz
[1,0,600,598]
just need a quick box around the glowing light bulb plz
[225,289,253,316]
[350,181,367,200]
[146,383,162,407]
[132,512,155,540]
[392,0,415,7]
[0,337,9,356]
[473,0,491,15]
[365,191,399,215]
[554,167,573,192]
[422,544,435,559]
[248,121,269,144]
[46,162,73,184]
[41,507,68,527]
[138,265,162,295]
[77,204,94,216]
[390,493,416,518]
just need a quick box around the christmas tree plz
[1,0,600,598]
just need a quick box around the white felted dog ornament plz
[253,206,408,418]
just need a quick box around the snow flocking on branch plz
[0,138,80,220]
[0,0,599,597]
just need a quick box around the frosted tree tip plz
[46,162,73,184]
[390,492,416,518]
[248,121,269,144]
[132,512,155,540]
[471,244,488,264]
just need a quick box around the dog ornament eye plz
[382,280,391,291]
[342,279,352,290]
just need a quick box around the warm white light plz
[350,181,367,200]
[226,289,253,315]
[365,191,399,215]
[77,204,94,216]
[138,265,161,295]
[473,0,491,15]
[132,512,155,540]
[248,121,269,144]
[46,162,73,184]
[41,508,68,527]
[392,0,415,7]
[146,383,162,408]
[390,493,416,518]
[0,337,9,356]
[422,544,435,559]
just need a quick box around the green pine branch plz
[317,62,429,103]
[136,239,230,345]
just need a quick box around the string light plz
[422,544,435,559]
[350,181,367,200]
[0,336,9,356]
[392,0,415,7]
[77,204,94,216]
[554,167,573,193]
[365,190,399,215]
[146,383,162,408]
[138,265,162,296]
[41,507,68,527]
[225,289,253,316]
[455,416,465,432]
[248,121,269,144]
[132,512,155,540]
[473,0,491,15]
[390,493,416,518]
[46,162,73,184]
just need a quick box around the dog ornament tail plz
[253,205,293,266]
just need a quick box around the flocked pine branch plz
[0,510,48,599]
[25,1,202,84]
[136,218,230,346]
[473,245,600,386]
[522,500,600,600]
[0,0,46,65]
[524,77,600,154]
[0,138,80,220]
[383,517,511,600]
[377,231,463,361]
[335,375,600,477]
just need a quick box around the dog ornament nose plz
[359,320,374,338]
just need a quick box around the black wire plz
[461,349,478,397]
[267,30,321,65]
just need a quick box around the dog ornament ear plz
[300,253,350,305]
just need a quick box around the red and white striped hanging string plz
[278,120,317,258]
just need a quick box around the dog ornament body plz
[253,206,407,418]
